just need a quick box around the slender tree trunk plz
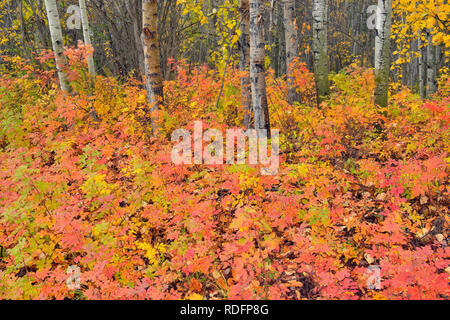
[239,0,252,128]
[249,0,270,131]
[43,0,71,93]
[211,0,219,50]
[312,0,329,103]
[435,44,441,74]
[374,0,392,108]
[28,0,50,50]
[125,0,145,76]
[268,0,276,75]
[426,30,437,96]
[142,0,164,131]
[418,30,426,99]
[79,0,95,77]
[274,3,284,78]
[18,0,31,60]
[409,37,417,88]
[283,0,299,104]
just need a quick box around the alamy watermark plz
[66,265,81,290]
[171,121,280,175]
[366,4,379,30]
[67,5,81,30]
[366,265,382,290]
[366,0,392,31]
[66,2,381,31]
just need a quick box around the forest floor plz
[0,55,449,299]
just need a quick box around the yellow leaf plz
[186,293,203,300]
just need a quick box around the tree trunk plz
[142,0,164,131]
[274,3,284,78]
[18,0,31,60]
[239,0,252,129]
[211,0,219,50]
[43,0,71,93]
[374,0,392,108]
[418,30,426,99]
[312,0,329,103]
[28,0,51,50]
[426,30,437,96]
[125,0,145,76]
[249,0,270,131]
[283,0,299,104]
[79,0,95,77]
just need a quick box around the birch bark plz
[79,0,95,77]
[374,0,392,108]
[426,30,437,95]
[312,0,329,102]
[142,0,164,130]
[249,0,270,131]
[44,0,71,93]
[239,0,252,128]
[418,31,426,99]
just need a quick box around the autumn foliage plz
[0,48,448,300]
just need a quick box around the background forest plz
[0,0,449,300]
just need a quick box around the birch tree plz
[43,0,71,93]
[418,31,426,99]
[426,30,437,96]
[374,0,392,108]
[142,0,164,130]
[283,0,298,104]
[239,0,252,128]
[312,0,329,102]
[249,0,270,131]
[79,0,95,77]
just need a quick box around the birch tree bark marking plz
[239,0,252,128]
[312,0,329,103]
[142,0,164,131]
[249,0,270,131]
[426,30,437,95]
[44,0,71,93]
[418,30,426,99]
[79,0,95,77]
[374,0,392,108]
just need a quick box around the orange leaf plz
[189,278,202,292]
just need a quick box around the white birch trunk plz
[142,0,164,132]
[374,0,392,108]
[44,0,71,93]
[249,0,270,131]
[312,0,329,102]
[79,0,95,77]
[418,30,426,99]
[426,30,437,95]
[239,0,252,128]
